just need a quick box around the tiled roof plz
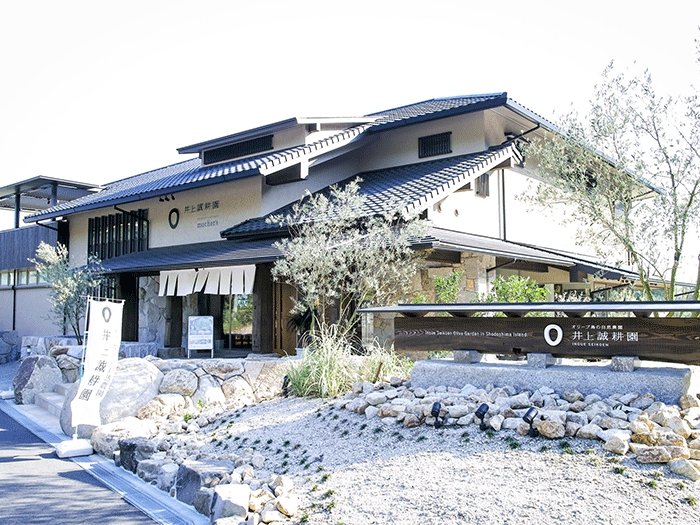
[25,123,371,221]
[26,93,526,222]
[222,144,519,240]
[100,238,282,273]
[367,93,508,132]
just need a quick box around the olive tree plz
[32,241,103,343]
[268,179,429,344]
[524,62,700,305]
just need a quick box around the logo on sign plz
[544,324,563,346]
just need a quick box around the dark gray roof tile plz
[222,144,518,240]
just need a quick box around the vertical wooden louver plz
[88,209,148,260]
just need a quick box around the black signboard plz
[394,316,700,365]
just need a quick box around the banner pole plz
[74,295,92,441]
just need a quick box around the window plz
[0,271,13,287]
[88,209,148,260]
[419,132,452,158]
[202,135,273,165]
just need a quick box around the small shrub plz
[286,324,357,398]
[614,466,626,475]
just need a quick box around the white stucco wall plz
[260,151,361,216]
[13,286,57,338]
[358,112,488,173]
[69,176,263,267]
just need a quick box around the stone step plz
[55,383,73,396]
[35,392,64,417]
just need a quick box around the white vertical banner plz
[71,298,124,428]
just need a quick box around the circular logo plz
[543,324,563,346]
[169,208,180,229]
[102,306,112,323]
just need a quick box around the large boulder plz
[159,369,198,397]
[0,331,20,364]
[118,436,158,473]
[60,358,163,437]
[243,359,287,400]
[175,460,236,506]
[90,417,158,459]
[192,375,225,407]
[221,376,255,406]
[201,359,244,380]
[137,394,186,420]
[55,354,81,383]
[13,356,62,404]
[210,484,251,522]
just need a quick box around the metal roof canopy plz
[359,301,700,318]
[0,176,100,228]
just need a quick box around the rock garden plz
[10,346,700,525]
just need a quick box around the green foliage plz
[357,340,413,379]
[285,324,356,398]
[223,295,253,333]
[474,275,547,316]
[434,271,463,304]
[524,62,700,304]
[31,241,103,344]
[269,178,428,341]
[286,326,413,398]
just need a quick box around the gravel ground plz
[204,396,700,525]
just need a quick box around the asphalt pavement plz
[0,407,157,525]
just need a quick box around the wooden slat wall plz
[0,225,57,270]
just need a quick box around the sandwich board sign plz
[188,315,214,358]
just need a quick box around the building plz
[0,177,101,341]
[17,93,642,355]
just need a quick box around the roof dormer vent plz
[202,134,273,165]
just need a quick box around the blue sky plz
[1,0,699,234]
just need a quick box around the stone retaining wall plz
[20,336,157,360]
[0,330,19,364]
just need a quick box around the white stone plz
[448,405,470,418]
[668,458,700,481]
[366,392,387,406]
[577,423,603,440]
[597,428,631,443]
[276,493,301,517]
[603,436,630,455]
[210,483,251,522]
[489,414,504,431]
[365,406,379,419]
[159,368,198,396]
